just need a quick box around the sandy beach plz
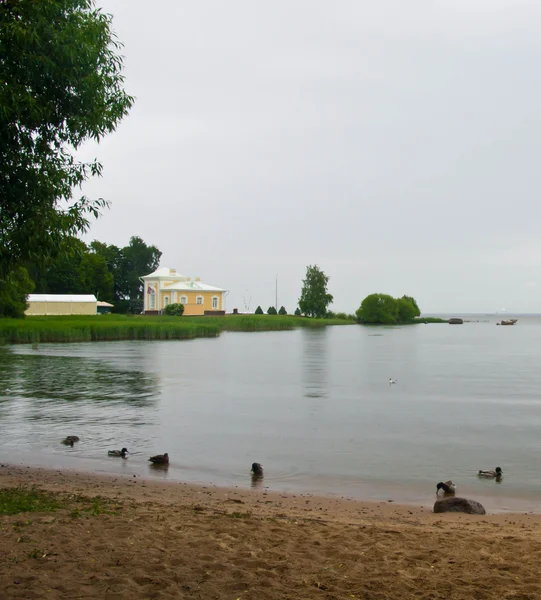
[1,465,541,599]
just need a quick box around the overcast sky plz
[79,0,541,314]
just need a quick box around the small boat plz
[499,320,517,326]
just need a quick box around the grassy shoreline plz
[0,314,355,344]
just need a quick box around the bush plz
[294,307,301,316]
[278,306,287,315]
[267,306,277,315]
[164,303,184,316]
[255,306,264,315]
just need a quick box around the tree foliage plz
[0,267,35,318]
[298,265,333,318]
[28,236,161,305]
[294,307,301,316]
[255,306,264,315]
[356,294,421,324]
[278,306,287,315]
[0,0,133,280]
[267,306,277,315]
[164,303,184,316]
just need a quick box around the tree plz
[255,306,264,314]
[298,265,333,318]
[90,241,124,301]
[121,237,162,300]
[278,306,287,315]
[0,0,133,283]
[294,307,301,316]
[397,295,421,322]
[356,294,399,324]
[356,293,422,324]
[267,306,277,315]
[79,253,114,301]
[164,303,184,316]
[0,267,35,318]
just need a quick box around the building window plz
[149,288,156,309]
[212,296,219,309]
[180,296,187,305]
[196,296,203,305]
[164,296,169,307]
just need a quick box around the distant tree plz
[79,253,114,302]
[0,267,35,318]
[294,307,301,316]
[164,302,184,316]
[278,306,287,315]
[397,295,421,322]
[326,310,336,319]
[121,236,162,300]
[0,0,133,283]
[298,265,333,318]
[356,294,399,324]
[90,241,124,301]
[255,306,264,315]
[267,306,277,315]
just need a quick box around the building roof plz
[142,267,186,279]
[97,301,114,307]
[28,294,97,303]
[142,267,227,292]
[167,281,226,292]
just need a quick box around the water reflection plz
[251,473,264,489]
[149,463,169,477]
[301,328,328,399]
[10,353,158,406]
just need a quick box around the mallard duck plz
[149,453,169,465]
[251,462,263,476]
[108,447,128,458]
[436,480,456,495]
[62,436,80,446]
[478,467,503,478]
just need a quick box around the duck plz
[61,436,80,446]
[149,453,169,465]
[436,480,456,495]
[251,462,264,476]
[389,378,397,385]
[478,467,503,478]
[108,447,128,458]
[4,388,11,394]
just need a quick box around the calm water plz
[1,317,541,511]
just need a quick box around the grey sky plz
[79,0,541,314]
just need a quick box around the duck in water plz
[478,467,503,479]
[149,453,169,465]
[108,447,129,458]
[251,462,264,476]
[436,480,456,495]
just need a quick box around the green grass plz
[0,313,355,344]
[412,317,448,324]
[0,487,63,515]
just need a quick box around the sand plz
[1,465,541,599]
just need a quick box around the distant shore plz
[1,464,540,599]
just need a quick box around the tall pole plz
[275,274,278,312]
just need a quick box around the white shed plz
[25,294,98,316]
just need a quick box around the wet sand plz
[2,465,541,599]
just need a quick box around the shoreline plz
[3,453,540,516]
[2,464,541,599]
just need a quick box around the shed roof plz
[28,294,97,303]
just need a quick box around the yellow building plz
[25,294,98,316]
[141,267,227,316]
